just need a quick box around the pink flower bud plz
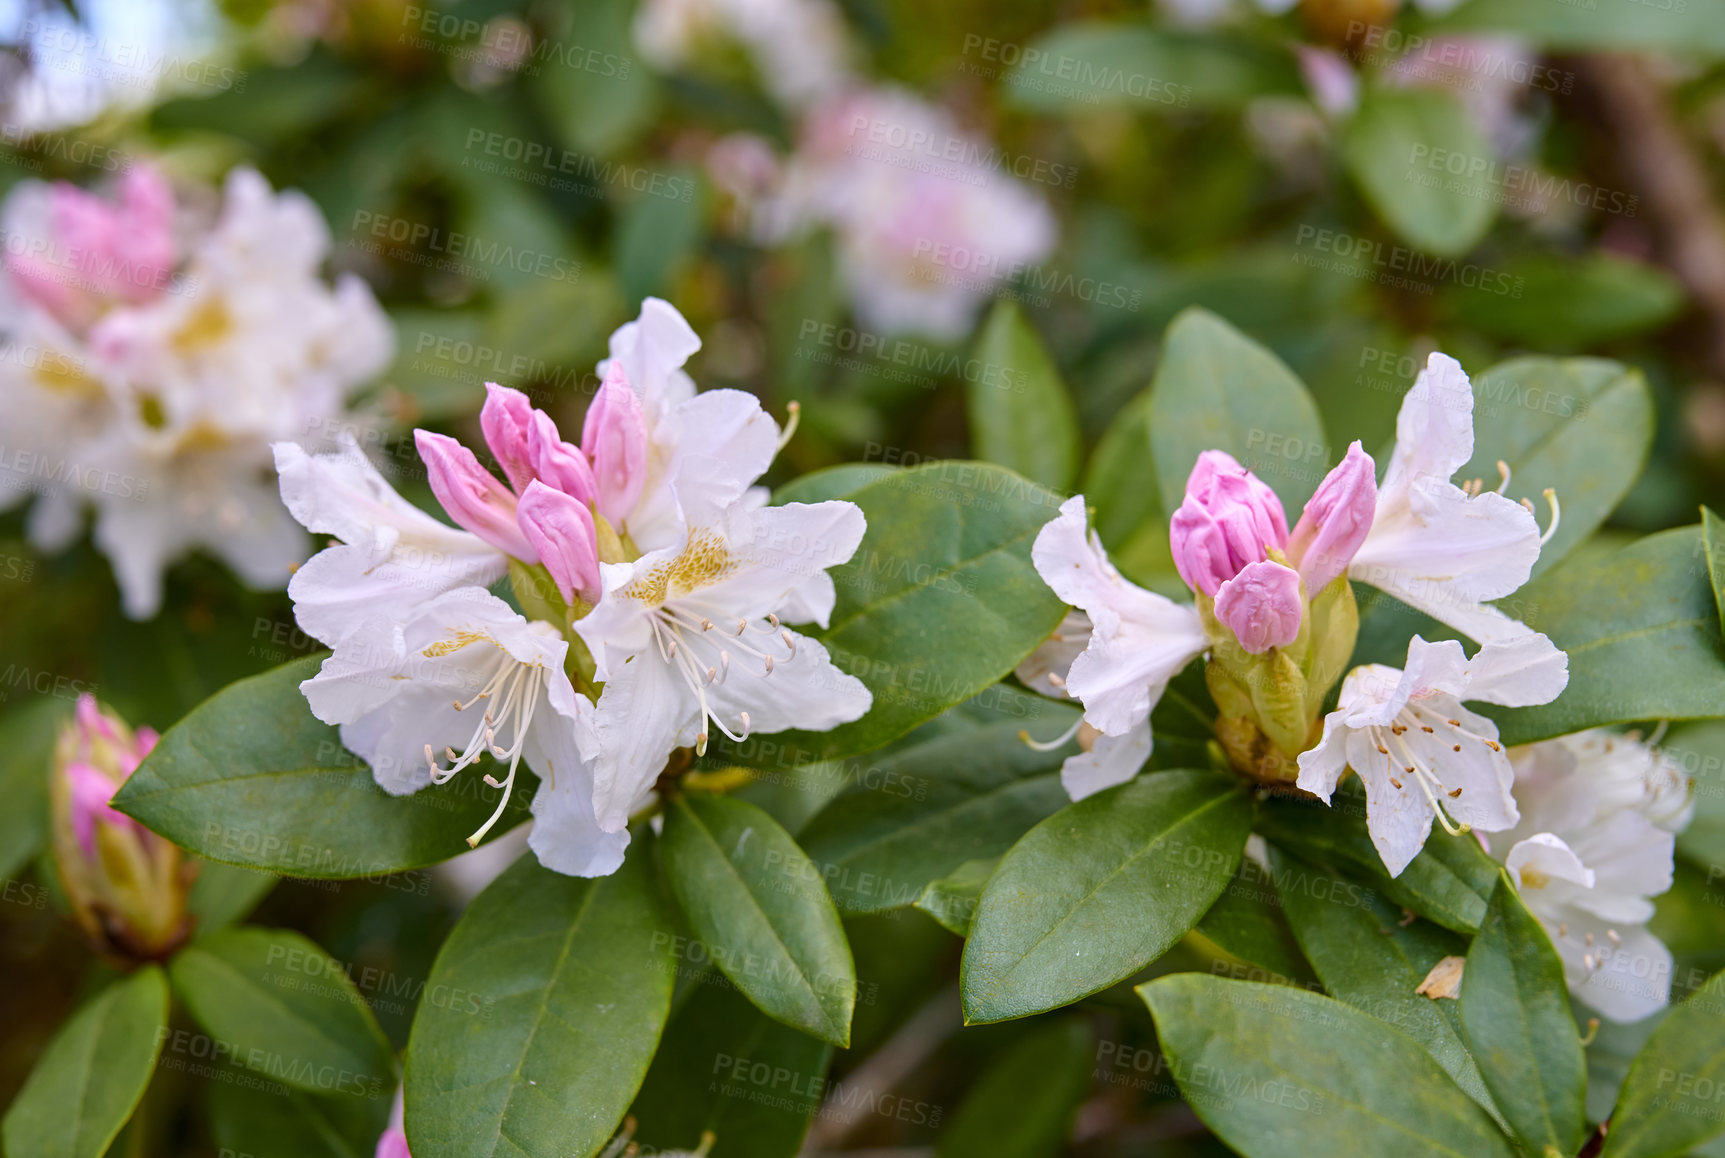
[1287,441,1377,593]
[64,761,141,859]
[527,410,597,506]
[517,481,601,605]
[375,1129,412,1158]
[416,430,539,562]
[1214,560,1305,654]
[9,167,177,323]
[1169,451,1289,596]
[480,383,536,494]
[113,165,175,303]
[581,363,648,524]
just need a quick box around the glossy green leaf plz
[1193,859,1315,985]
[961,770,1252,1024]
[739,462,1069,764]
[1081,386,1161,552]
[1148,307,1327,514]
[1602,968,1725,1158]
[936,1018,1092,1158]
[1668,718,1725,869]
[966,301,1081,491]
[207,1077,391,1158]
[113,657,532,876]
[188,861,279,936]
[1459,873,1587,1155]
[914,858,998,937]
[1705,507,1725,639]
[1487,526,1725,745]
[613,167,706,303]
[529,0,658,155]
[1446,256,1682,350]
[1460,358,1654,576]
[1268,847,1495,1113]
[1343,86,1497,257]
[661,793,855,1045]
[1256,789,1498,934]
[1139,974,1517,1158]
[1434,0,1725,55]
[169,928,396,1098]
[0,695,67,880]
[404,846,676,1158]
[628,981,832,1158]
[771,464,896,506]
[798,685,1078,914]
[1,966,168,1158]
[1000,23,1300,113]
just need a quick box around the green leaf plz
[112,657,532,876]
[741,462,1069,764]
[613,167,707,303]
[628,981,832,1158]
[1486,526,1725,746]
[529,0,658,155]
[169,928,395,1098]
[1445,255,1682,349]
[1,966,168,1158]
[1602,969,1725,1158]
[660,794,855,1046]
[1148,307,1327,515]
[915,858,998,937]
[1268,847,1496,1113]
[1705,507,1725,640]
[1668,718,1725,869]
[936,1018,1093,1158]
[961,770,1252,1024]
[1343,86,1497,257]
[404,846,676,1158]
[965,301,1081,491]
[1459,358,1654,576]
[999,24,1301,113]
[188,861,279,936]
[1459,873,1587,1156]
[771,464,896,506]
[1081,386,1162,551]
[207,1078,390,1158]
[1138,974,1517,1158]
[797,685,1078,914]
[1434,0,1725,55]
[0,695,68,880]
[1256,789,1498,934]
[1193,860,1315,985]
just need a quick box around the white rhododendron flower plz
[1487,729,1694,1021]
[1297,634,1568,876]
[0,165,392,618]
[633,0,855,110]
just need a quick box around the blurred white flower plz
[633,0,855,110]
[0,165,392,618]
[753,87,1058,340]
[1488,729,1694,1021]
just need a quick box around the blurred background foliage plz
[3,0,1725,1152]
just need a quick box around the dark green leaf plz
[961,770,1252,1023]
[798,685,1078,914]
[936,1018,1092,1158]
[1434,0,1725,55]
[1081,386,1161,552]
[1,966,168,1158]
[628,981,832,1158]
[744,462,1069,763]
[771,464,896,506]
[1704,507,1725,640]
[1193,859,1315,985]
[1268,847,1495,1112]
[1000,24,1300,113]
[169,928,395,1097]
[1139,974,1517,1158]
[0,695,67,880]
[188,861,279,936]
[1343,87,1496,257]
[661,794,855,1045]
[1487,526,1725,745]
[1459,873,1586,1155]
[113,657,532,877]
[1461,358,1654,576]
[403,846,675,1158]
[613,168,707,303]
[1148,307,1327,514]
[1445,256,1682,349]
[1602,969,1725,1158]
[915,858,998,937]
[207,1077,391,1158]
[966,301,1081,491]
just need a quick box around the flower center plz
[1365,699,1503,837]
[420,635,546,848]
[644,601,799,755]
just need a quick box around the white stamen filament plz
[1372,702,1492,837]
[1020,716,1084,752]
[647,599,799,756]
[421,644,546,849]
[776,400,801,452]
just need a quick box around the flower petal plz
[587,647,697,832]
[1060,720,1151,801]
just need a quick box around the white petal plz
[1561,810,1673,923]
[602,296,701,419]
[588,650,697,833]
[1060,720,1152,801]
[1346,728,1437,877]
[1506,833,1595,891]
[702,628,871,736]
[664,388,780,523]
[1015,611,1091,700]
[1400,710,1519,835]
[1294,708,1353,801]
[1460,632,1569,707]
[1382,352,1477,505]
[695,500,867,622]
[773,570,838,629]
[524,689,628,878]
[1542,910,1673,1023]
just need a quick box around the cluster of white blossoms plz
[275,299,871,878]
[0,165,393,618]
[634,0,1057,340]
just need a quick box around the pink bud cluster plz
[63,694,157,859]
[1168,443,1377,654]
[416,369,649,607]
[6,166,178,329]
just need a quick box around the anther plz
[736,618,747,636]
[1495,460,1512,493]
[781,629,797,656]
[1447,787,1463,798]
[701,617,713,631]
[763,655,774,675]
[767,613,780,629]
